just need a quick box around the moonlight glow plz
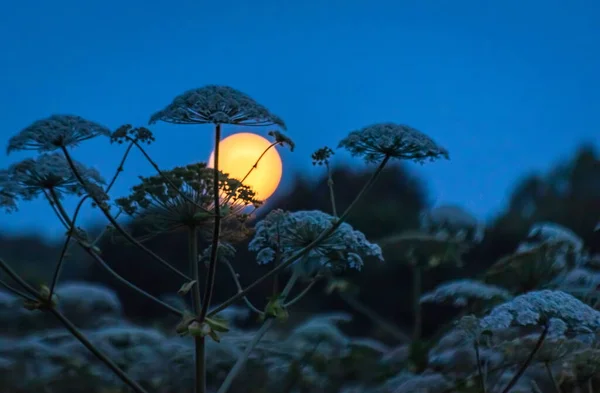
[208,132,283,201]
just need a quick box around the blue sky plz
[0,0,598,239]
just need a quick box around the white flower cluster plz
[3,153,105,202]
[248,209,383,275]
[480,290,600,334]
[525,222,584,253]
[7,114,110,154]
[420,279,512,307]
[338,122,449,164]
[421,205,484,242]
[149,85,286,128]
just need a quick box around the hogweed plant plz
[0,85,450,393]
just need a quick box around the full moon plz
[208,132,283,201]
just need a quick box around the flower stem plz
[49,194,184,317]
[60,146,191,282]
[545,362,563,393]
[199,122,222,321]
[412,264,422,341]
[188,225,204,393]
[339,292,410,343]
[208,155,390,318]
[217,272,299,393]
[48,193,89,296]
[474,341,487,393]
[49,308,148,393]
[500,324,549,393]
[325,162,338,217]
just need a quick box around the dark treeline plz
[1,143,599,341]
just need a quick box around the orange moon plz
[208,132,283,201]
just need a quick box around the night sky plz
[1,0,598,239]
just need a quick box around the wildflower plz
[248,209,383,276]
[527,222,584,253]
[0,170,18,212]
[421,205,484,243]
[115,162,258,240]
[268,130,295,151]
[4,153,106,202]
[199,242,237,266]
[420,279,512,307]
[311,147,335,166]
[110,124,156,145]
[338,122,449,164]
[480,290,600,334]
[378,230,467,269]
[7,115,111,154]
[148,85,286,128]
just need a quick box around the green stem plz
[50,194,184,317]
[325,162,338,217]
[0,279,37,301]
[545,362,563,393]
[195,123,222,393]
[474,341,487,393]
[412,264,422,341]
[50,308,148,393]
[199,123,222,322]
[339,292,410,343]
[60,146,191,282]
[217,272,299,393]
[223,142,278,205]
[188,225,204,393]
[500,324,549,393]
[208,155,390,318]
[0,257,40,298]
[105,141,135,193]
[223,261,263,315]
[49,193,89,296]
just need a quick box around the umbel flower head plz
[148,85,286,128]
[116,162,260,240]
[480,290,600,334]
[2,153,106,205]
[0,170,18,212]
[420,279,512,307]
[248,209,383,276]
[338,122,449,164]
[7,115,111,154]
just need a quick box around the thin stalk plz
[47,196,183,317]
[0,279,37,302]
[325,162,338,217]
[105,141,135,193]
[49,193,89,296]
[545,362,563,393]
[474,341,487,393]
[42,189,68,228]
[217,272,299,393]
[199,123,222,321]
[208,155,390,317]
[412,264,422,341]
[284,277,320,308]
[60,146,190,282]
[223,261,264,315]
[0,257,40,298]
[196,123,222,393]
[339,292,410,343]
[222,141,277,205]
[129,137,210,213]
[188,225,204,393]
[217,319,274,393]
[50,308,148,393]
[500,324,549,393]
